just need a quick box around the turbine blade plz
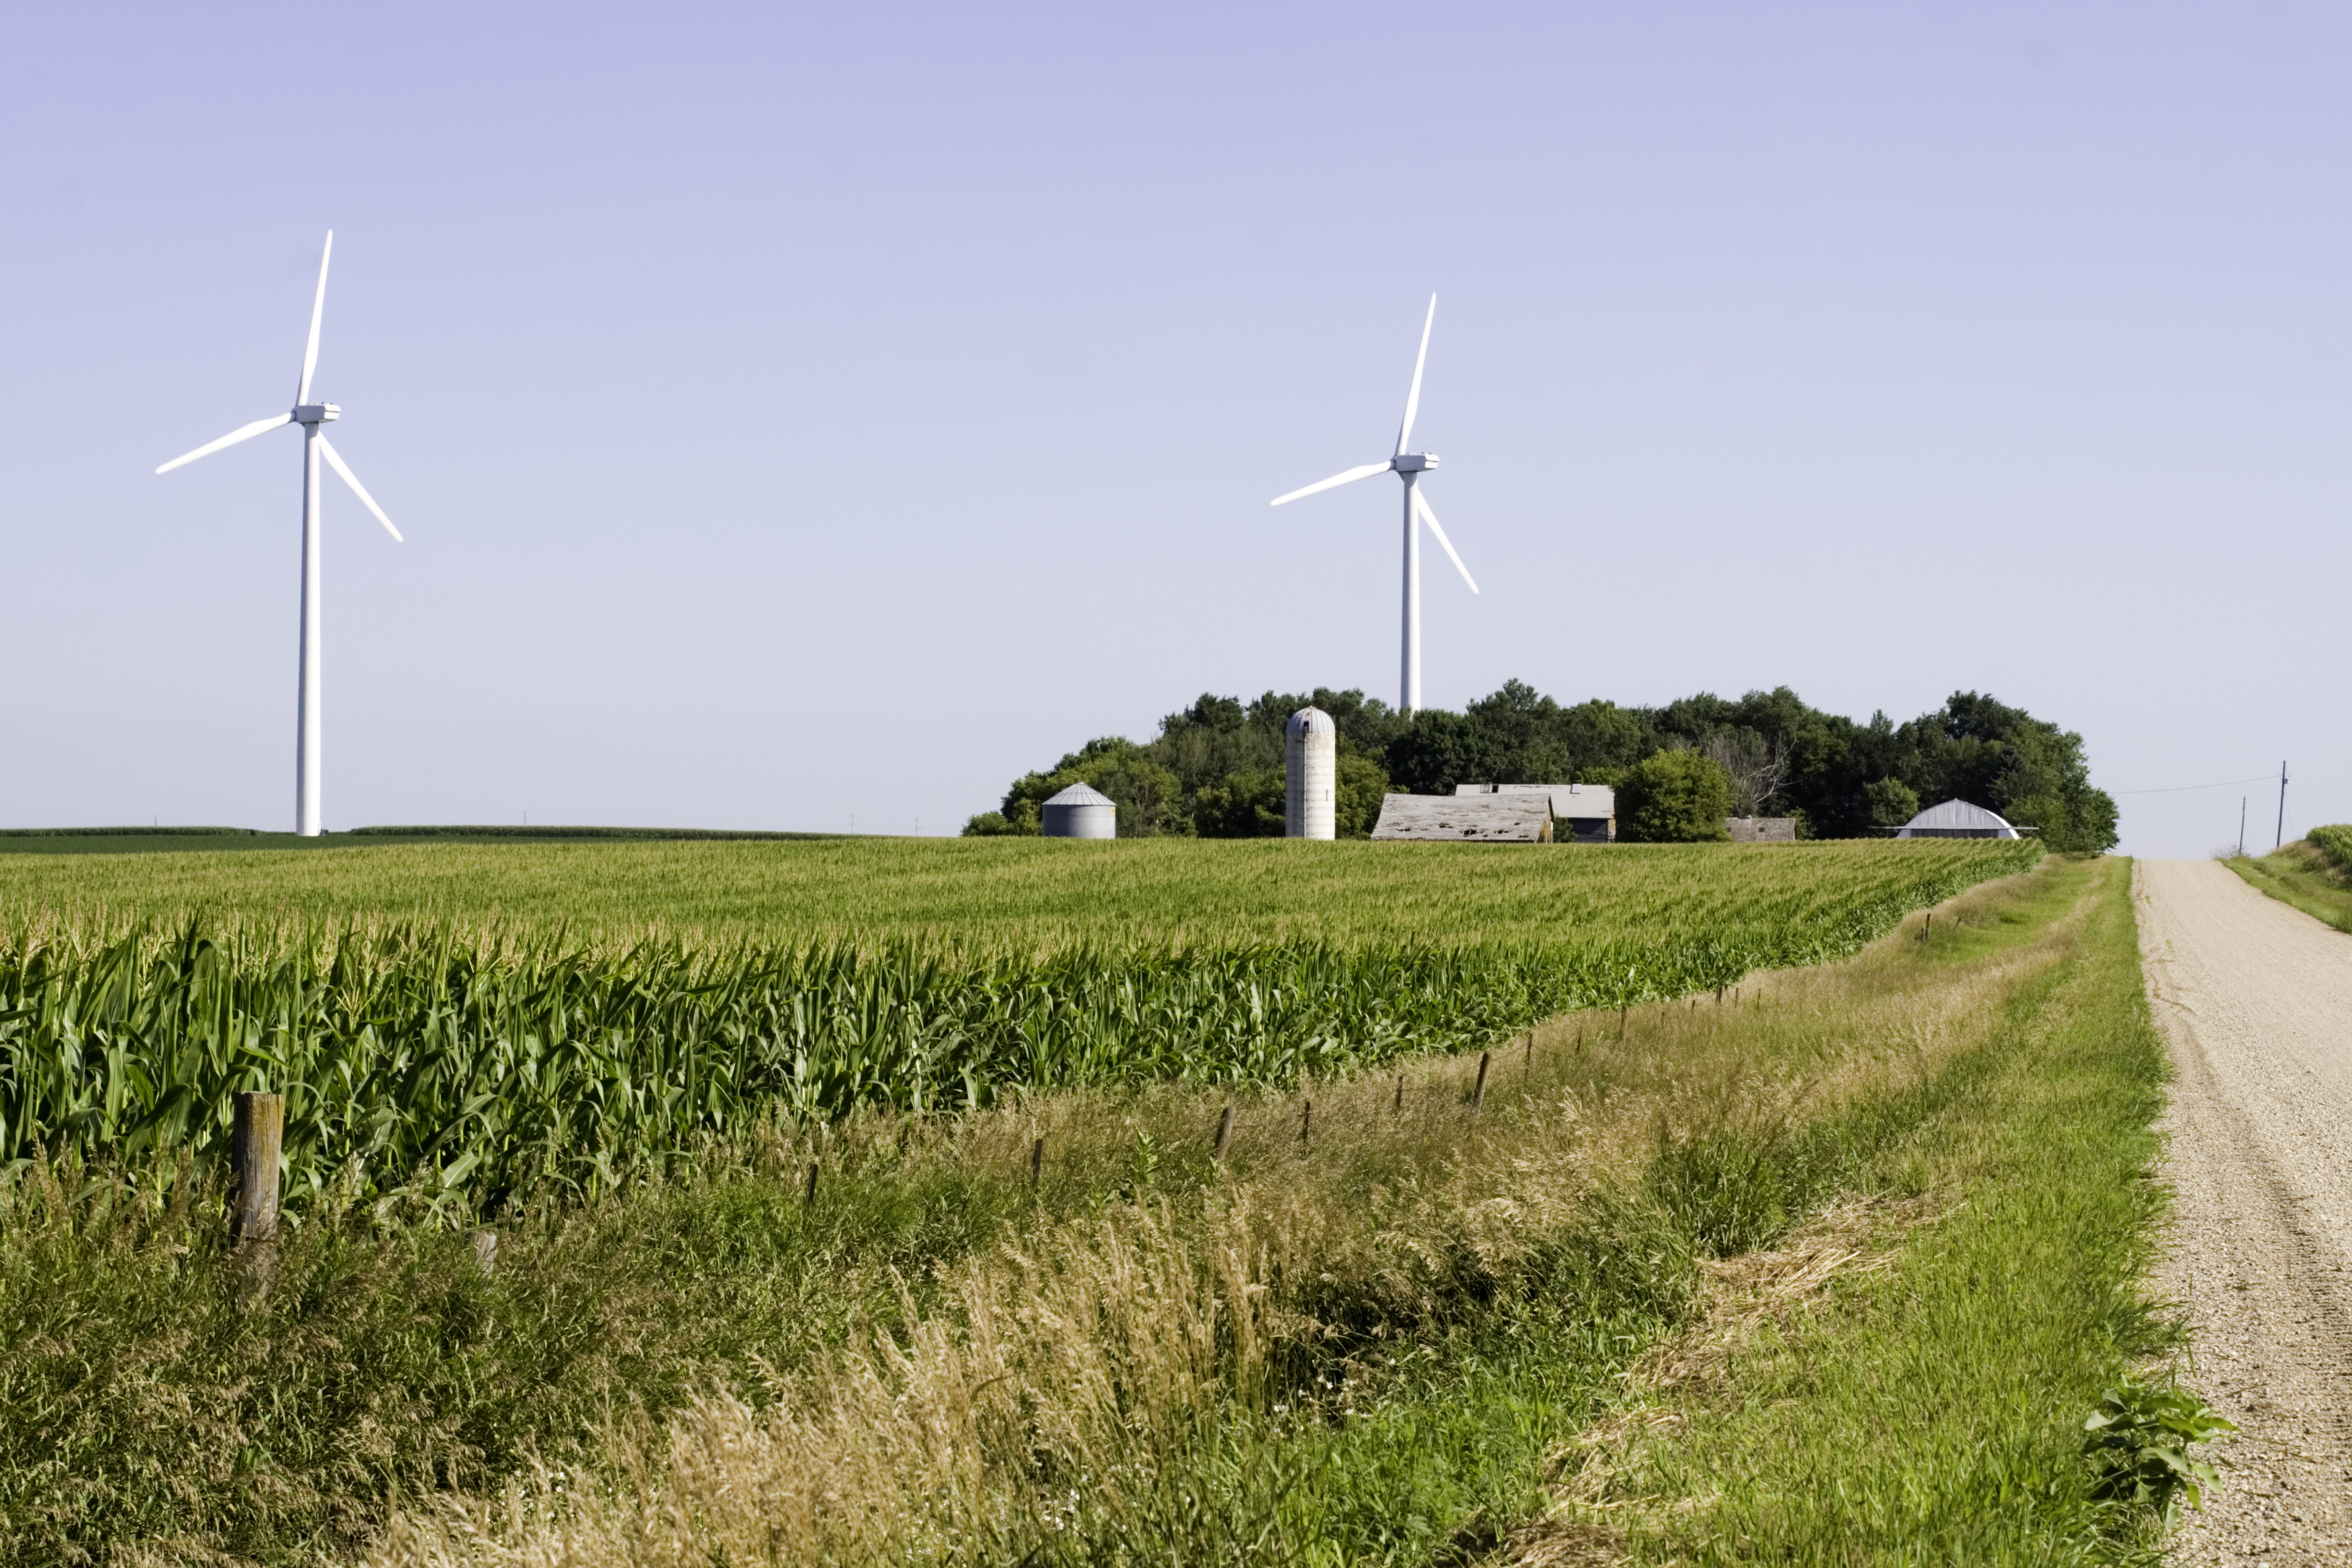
[1393,293,1436,456]
[317,434,403,542]
[1414,490,1478,594]
[297,230,333,403]
[1270,461,1393,507]
[155,413,293,474]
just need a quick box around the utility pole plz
[2276,761,2289,852]
[2239,797,2247,859]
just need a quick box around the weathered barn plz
[1374,793,1554,842]
[1726,816,1798,843]
[1454,783,1614,843]
[1896,799,2022,839]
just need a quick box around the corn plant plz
[0,839,2040,1207]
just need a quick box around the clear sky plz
[2,3,2341,857]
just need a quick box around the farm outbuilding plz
[1896,799,2022,839]
[1455,783,1614,843]
[1374,794,1553,842]
[1041,782,1116,839]
[1726,817,1798,843]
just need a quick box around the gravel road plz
[2140,858,2352,1562]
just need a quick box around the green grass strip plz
[2224,840,2352,934]
[1540,856,2184,1563]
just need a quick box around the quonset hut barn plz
[1896,799,2023,839]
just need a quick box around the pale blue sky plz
[3,3,2342,856]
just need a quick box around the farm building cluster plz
[1037,707,2027,844]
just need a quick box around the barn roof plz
[1455,783,1616,819]
[1373,794,1553,842]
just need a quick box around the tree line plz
[963,680,2120,853]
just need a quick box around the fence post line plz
[1213,1107,1232,1160]
[229,1090,283,1246]
[1473,1052,1491,1110]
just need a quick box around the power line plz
[2113,774,2279,795]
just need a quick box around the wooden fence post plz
[469,1230,497,1276]
[1472,1052,1491,1110]
[1213,1107,1232,1160]
[1393,1074,1404,1114]
[229,1091,283,1246]
[803,1159,820,1208]
[1300,1099,1312,1144]
[1030,1136,1044,1189]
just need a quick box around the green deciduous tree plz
[1617,750,1734,842]
[1191,770,1285,838]
[1864,778,1921,829]
[963,740,1189,838]
[971,681,2116,850]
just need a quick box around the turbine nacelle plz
[1391,452,1437,473]
[293,403,340,426]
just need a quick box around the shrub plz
[1864,777,1920,828]
[1618,750,1733,843]
[2307,824,2352,873]
[1193,770,1285,838]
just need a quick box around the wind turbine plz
[156,231,404,837]
[1270,295,1477,714]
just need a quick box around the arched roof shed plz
[1896,799,2021,839]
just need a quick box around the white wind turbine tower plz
[1270,295,1476,714]
[156,232,404,837]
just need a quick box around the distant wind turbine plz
[1270,295,1476,714]
[156,231,404,837]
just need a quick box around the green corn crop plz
[0,838,2040,1207]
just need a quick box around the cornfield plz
[0,838,2040,1207]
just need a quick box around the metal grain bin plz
[1042,781,1117,839]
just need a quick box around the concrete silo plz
[1042,781,1117,839]
[1285,707,1337,840]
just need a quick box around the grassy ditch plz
[1506,850,2187,1563]
[2224,834,2352,933]
[0,856,2182,1565]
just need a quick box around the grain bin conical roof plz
[1043,782,1115,807]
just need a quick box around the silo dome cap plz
[1044,781,1115,806]
[1286,706,1336,737]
